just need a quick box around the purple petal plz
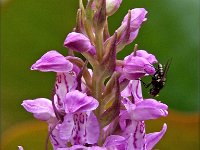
[86,112,100,144]
[18,146,24,150]
[132,99,168,121]
[122,98,136,112]
[49,123,67,149]
[64,32,96,55]
[88,147,107,150]
[57,146,107,150]
[119,110,130,131]
[146,123,167,150]
[121,80,143,103]
[123,56,156,80]
[121,81,132,98]
[64,90,99,113]
[31,50,73,72]
[131,80,143,103]
[122,8,148,29]
[136,50,158,64]
[103,135,126,147]
[57,145,87,150]
[59,114,74,141]
[127,29,139,44]
[21,98,55,121]
[116,8,147,46]
[106,0,122,16]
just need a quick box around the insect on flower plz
[142,59,172,97]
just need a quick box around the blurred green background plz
[1,0,199,149]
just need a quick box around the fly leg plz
[139,79,151,88]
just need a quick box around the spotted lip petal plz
[31,50,73,72]
[59,112,100,145]
[126,122,146,150]
[63,90,99,113]
[21,98,55,121]
[119,97,168,149]
[54,72,77,109]
[59,90,100,145]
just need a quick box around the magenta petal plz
[131,80,143,103]
[103,135,125,147]
[56,145,87,150]
[64,90,99,113]
[123,55,156,80]
[136,50,158,64]
[88,147,107,150]
[117,8,147,46]
[86,112,100,144]
[122,8,147,29]
[57,146,107,150]
[64,32,95,55]
[59,114,74,141]
[31,50,73,72]
[106,0,122,16]
[121,80,143,103]
[127,29,139,44]
[21,98,55,121]
[119,110,130,131]
[49,123,68,149]
[18,146,24,150]
[146,124,167,150]
[132,99,168,121]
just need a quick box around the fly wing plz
[162,58,172,80]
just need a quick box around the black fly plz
[141,59,172,97]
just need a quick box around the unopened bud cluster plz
[20,0,168,150]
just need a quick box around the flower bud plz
[64,32,96,55]
[93,0,106,29]
[91,0,122,16]
[106,0,122,16]
[116,8,147,51]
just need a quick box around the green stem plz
[92,66,105,146]
[95,28,104,61]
